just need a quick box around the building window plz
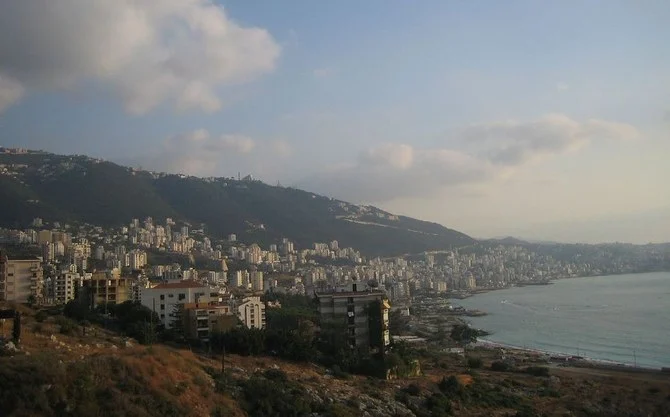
[160,304,165,310]
[178,293,186,300]
[347,297,354,304]
[160,294,165,300]
[168,294,174,298]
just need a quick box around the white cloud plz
[134,129,296,177]
[556,82,569,92]
[154,130,255,175]
[464,113,639,166]
[312,68,335,79]
[272,140,293,157]
[363,143,414,169]
[303,114,639,203]
[0,0,280,114]
[0,75,24,112]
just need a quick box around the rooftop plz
[316,290,386,298]
[152,280,208,290]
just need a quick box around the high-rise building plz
[317,286,390,351]
[250,270,264,292]
[81,272,131,307]
[54,272,82,304]
[0,253,43,303]
[236,296,266,329]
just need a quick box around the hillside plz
[2,304,669,417]
[0,150,474,255]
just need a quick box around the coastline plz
[472,338,664,372]
[449,272,670,371]
[451,270,670,299]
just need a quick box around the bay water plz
[456,272,670,369]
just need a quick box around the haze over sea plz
[457,272,670,369]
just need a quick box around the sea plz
[456,272,670,369]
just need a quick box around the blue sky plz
[1,0,668,242]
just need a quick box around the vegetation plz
[63,299,161,344]
[490,360,511,372]
[466,357,483,369]
[12,313,21,344]
[0,151,474,256]
[525,366,550,377]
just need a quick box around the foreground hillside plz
[0,150,473,255]
[2,304,669,417]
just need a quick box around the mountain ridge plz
[0,149,474,255]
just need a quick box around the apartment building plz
[140,280,221,329]
[0,253,43,303]
[81,272,131,307]
[317,287,391,352]
[183,302,237,341]
[54,272,83,305]
[236,296,266,329]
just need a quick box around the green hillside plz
[0,151,474,255]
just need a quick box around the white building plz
[54,272,82,304]
[139,280,221,329]
[237,296,266,329]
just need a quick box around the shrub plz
[425,393,452,417]
[491,361,511,372]
[32,323,43,334]
[404,383,421,396]
[438,375,465,399]
[467,357,483,369]
[331,365,351,380]
[525,366,550,377]
[34,311,48,323]
[56,316,78,335]
[263,368,288,383]
[240,375,318,416]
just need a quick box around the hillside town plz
[1,216,668,346]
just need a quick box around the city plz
[1,215,668,345]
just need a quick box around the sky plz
[0,0,669,244]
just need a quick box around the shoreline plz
[472,338,665,372]
[450,270,670,299]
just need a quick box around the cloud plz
[0,75,23,112]
[272,140,293,157]
[556,82,569,92]
[157,130,256,175]
[0,0,280,114]
[303,144,497,202]
[463,114,639,166]
[312,68,335,79]
[132,129,295,177]
[302,114,639,203]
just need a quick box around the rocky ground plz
[1,303,669,417]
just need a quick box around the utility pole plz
[221,345,226,374]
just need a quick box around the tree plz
[12,312,21,345]
[450,324,478,346]
[26,295,36,307]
